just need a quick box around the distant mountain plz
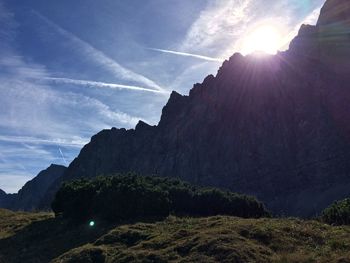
[0,189,16,209]
[0,189,6,207]
[42,0,350,216]
[0,164,66,211]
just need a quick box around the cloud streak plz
[148,48,224,62]
[33,11,166,92]
[0,135,88,148]
[180,0,252,55]
[44,77,169,94]
[281,5,323,50]
[58,147,67,165]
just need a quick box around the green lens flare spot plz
[89,221,95,227]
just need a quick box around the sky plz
[0,0,325,193]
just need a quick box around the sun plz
[241,25,283,55]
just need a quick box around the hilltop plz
[0,209,350,263]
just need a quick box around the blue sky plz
[0,0,325,193]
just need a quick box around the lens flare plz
[241,25,283,55]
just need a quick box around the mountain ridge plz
[40,0,350,215]
[0,164,66,211]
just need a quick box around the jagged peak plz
[297,24,317,36]
[165,90,188,107]
[48,164,66,169]
[169,90,183,100]
[135,120,155,131]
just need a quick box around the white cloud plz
[33,11,166,92]
[282,5,322,50]
[148,48,224,62]
[180,0,252,55]
[177,0,324,59]
[0,135,88,148]
[44,77,169,94]
[0,173,32,193]
[58,147,68,165]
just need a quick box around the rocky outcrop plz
[43,0,350,216]
[0,164,66,211]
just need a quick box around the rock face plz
[45,0,350,216]
[0,164,66,211]
[317,0,350,26]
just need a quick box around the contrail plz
[148,48,224,62]
[0,135,87,148]
[58,147,68,165]
[33,11,166,92]
[45,77,170,94]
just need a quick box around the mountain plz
[0,189,6,206]
[0,189,16,210]
[0,164,66,211]
[42,0,350,216]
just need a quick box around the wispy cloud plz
[281,5,323,50]
[32,11,166,92]
[0,173,32,193]
[179,0,324,58]
[180,0,252,55]
[0,135,88,148]
[44,77,169,94]
[58,147,67,165]
[148,48,224,62]
[302,5,322,25]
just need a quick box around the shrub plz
[321,198,350,226]
[52,174,269,222]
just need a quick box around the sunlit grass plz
[1,209,350,262]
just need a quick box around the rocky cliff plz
[0,164,66,211]
[44,0,350,216]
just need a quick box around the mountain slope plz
[1,209,350,263]
[0,189,6,207]
[53,216,350,263]
[44,0,350,216]
[0,164,66,211]
[0,189,5,200]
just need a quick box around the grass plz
[0,208,52,239]
[1,209,350,262]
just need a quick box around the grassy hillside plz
[1,209,350,262]
[0,208,52,239]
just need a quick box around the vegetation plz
[0,208,51,239]
[52,174,269,222]
[322,198,350,226]
[2,176,350,262]
[1,209,350,262]
[54,217,350,263]
[0,209,118,263]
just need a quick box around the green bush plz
[52,174,269,222]
[321,198,350,226]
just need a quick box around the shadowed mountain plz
[0,164,66,211]
[0,189,6,206]
[42,0,350,216]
